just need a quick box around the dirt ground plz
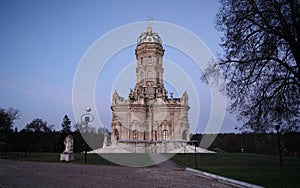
[0,159,234,188]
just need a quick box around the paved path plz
[0,159,235,188]
[149,153,179,168]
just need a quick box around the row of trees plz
[193,132,300,157]
[4,131,300,157]
[1,107,300,157]
[21,115,72,134]
[0,107,107,157]
[0,107,103,135]
[5,130,99,153]
[0,107,72,134]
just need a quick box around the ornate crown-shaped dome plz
[137,26,162,44]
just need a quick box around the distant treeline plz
[2,132,300,157]
[192,133,300,157]
[3,130,105,154]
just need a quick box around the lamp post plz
[275,124,283,167]
[81,107,94,163]
[191,140,198,169]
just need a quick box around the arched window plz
[133,130,138,140]
[113,129,119,140]
[140,57,143,65]
[147,71,152,81]
[156,71,160,83]
[162,130,168,140]
[157,57,160,65]
[182,130,187,140]
[140,71,144,82]
[148,56,152,64]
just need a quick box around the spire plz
[137,16,162,44]
[147,26,152,36]
[146,16,153,36]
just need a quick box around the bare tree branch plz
[212,0,300,132]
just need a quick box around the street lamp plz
[275,124,283,167]
[190,140,198,169]
[81,107,94,163]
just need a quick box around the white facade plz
[111,25,190,146]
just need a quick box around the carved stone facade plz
[111,25,190,146]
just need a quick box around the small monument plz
[103,134,108,148]
[60,135,74,161]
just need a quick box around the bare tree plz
[213,0,300,132]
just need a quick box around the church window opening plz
[148,88,153,95]
[182,130,187,140]
[157,57,160,65]
[140,71,144,82]
[148,56,152,64]
[147,71,152,81]
[133,130,138,140]
[140,57,143,65]
[162,130,168,140]
[156,71,160,83]
[113,129,119,141]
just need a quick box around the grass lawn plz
[170,152,300,188]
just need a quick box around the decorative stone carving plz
[182,91,189,105]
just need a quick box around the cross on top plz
[147,16,153,26]
[147,16,153,22]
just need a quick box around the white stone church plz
[91,25,213,153]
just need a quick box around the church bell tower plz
[130,25,167,101]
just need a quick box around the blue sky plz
[0,0,240,133]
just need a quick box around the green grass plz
[171,153,300,188]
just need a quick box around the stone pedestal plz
[103,135,108,148]
[60,153,74,161]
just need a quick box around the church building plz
[110,25,190,150]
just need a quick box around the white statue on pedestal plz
[103,134,108,148]
[60,135,74,161]
[63,135,73,154]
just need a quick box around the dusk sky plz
[0,0,240,133]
